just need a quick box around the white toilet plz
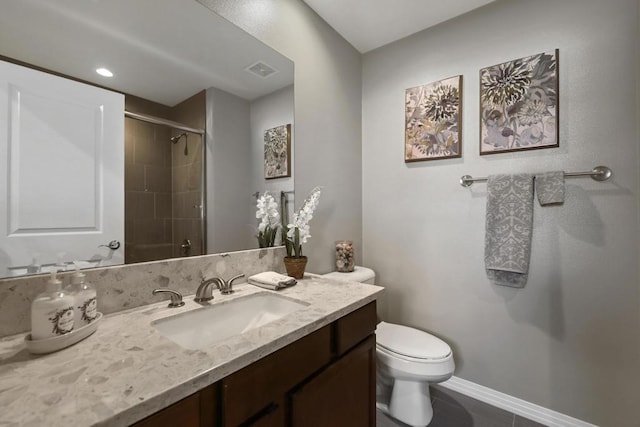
[322,266,455,427]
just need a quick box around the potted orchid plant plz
[255,192,280,248]
[282,186,322,279]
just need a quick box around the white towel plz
[248,271,297,290]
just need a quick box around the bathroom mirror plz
[0,0,294,279]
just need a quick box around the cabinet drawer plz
[223,325,332,426]
[133,393,200,427]
[132,385,217,427]
[333,301,377,355]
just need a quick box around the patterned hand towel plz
[248,271,297,290]
[485,174,534,288]
[535,171,565,205]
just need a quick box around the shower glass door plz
[170,129,205,258]
[124,114,205,264]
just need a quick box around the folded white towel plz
[248,271,297,290]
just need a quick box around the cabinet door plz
[290,335,376,427]
[223,326,331,426]
[237,398,285,427]
[0,59,124,276]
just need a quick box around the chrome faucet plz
[195,274,245,303]
[152,289,185,308]
[194,277,222,303]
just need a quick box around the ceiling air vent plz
[245,61,278,78]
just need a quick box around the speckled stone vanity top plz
[0,276,383,427]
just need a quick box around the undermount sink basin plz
[152,293,308,349]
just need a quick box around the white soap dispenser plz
[30,271,75,340]
[67,263,97,327]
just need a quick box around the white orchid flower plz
[255,193,280,247]
[285,187,322,257]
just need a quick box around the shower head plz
[171,132,189,156]
[170,132,187,143]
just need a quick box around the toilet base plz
[377,379,433,427]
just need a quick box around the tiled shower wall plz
[123,92,205,264]
[171,92,206,258]
[124,98,174,264]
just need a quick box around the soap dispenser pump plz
[67,263,97,327]
[30,271,75,340]
[26,255,41,274]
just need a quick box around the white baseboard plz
[438,376,598,427]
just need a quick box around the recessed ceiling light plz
[95,68,113,77]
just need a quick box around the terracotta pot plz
[283,256,308,279]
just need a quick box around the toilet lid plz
[376,321,451,360]
[322,266,375,283]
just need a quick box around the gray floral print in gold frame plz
[405,75,462,162]
[480,50,559,155]
[264,124,291,179]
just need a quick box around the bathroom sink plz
[152,293,308,349]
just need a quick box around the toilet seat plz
[376,321,451,360]
[376,344,450,364]
[376,341,455,382]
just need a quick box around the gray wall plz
[362,0,639,425]
[206,87,254,253]
[200,0,640,422]
[250,85,295,244]
[250,85,295,199]
[198,0,363,272]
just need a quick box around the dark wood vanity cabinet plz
[132,301,377,427]
[132,385,218,427]
[222,324,333,426]
[289,335,376,427]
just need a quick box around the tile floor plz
[376,385,547,427]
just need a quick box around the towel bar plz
[459,166,612,187]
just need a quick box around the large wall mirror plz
[0,0,294,279]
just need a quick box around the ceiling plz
[0,0,294,105]
[302,0,497,53]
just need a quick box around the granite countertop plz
[0,276,383,427]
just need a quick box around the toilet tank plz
[322,266,376,284]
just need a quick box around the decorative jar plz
[335,241,354,272]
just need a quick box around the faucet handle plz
[220,274,244,295]
[152,289,185,308]
[228,274,245,286]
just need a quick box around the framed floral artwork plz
[405,75,462,162]
[264,123,291,179]
[480,50,559,155]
